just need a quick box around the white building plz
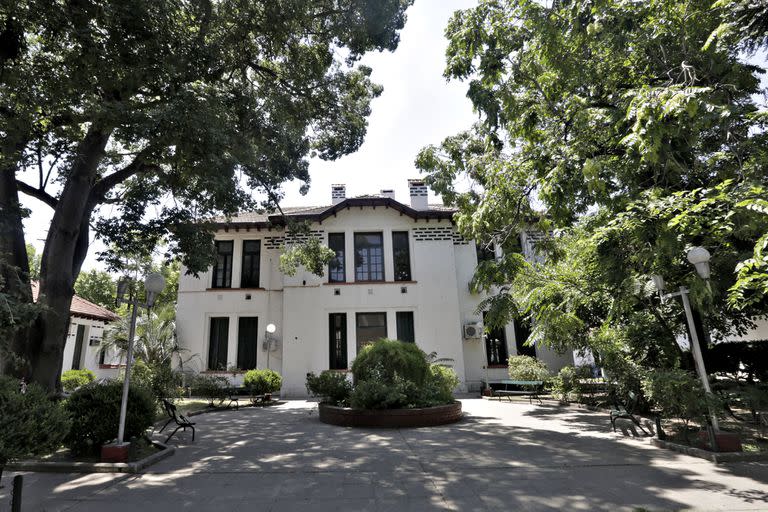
[31,283,122,379]
[176,180,573,396]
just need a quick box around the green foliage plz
[550,365,594,402]
[351,339,430,386]
[305,371,352,406]
[418,365,460,407]
[279,229,336,277]
[26,244,41,281]
[130,359,182,403]
[349,378,416,410]
[74,269,116,309]
[243,369,283,395]
[65,381,155,456]
[0,376,71,465]
[189,374,229,405]
[507,356,549,382]
[61,369,95,393]
[642,368,719,429]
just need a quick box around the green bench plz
[490,380,544,404]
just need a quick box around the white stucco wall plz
[62,317,120,379]
[176,203,575,397]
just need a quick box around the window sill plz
[324,281,418,286]
[205,287,266,291]
[486,364,509,369]
[98,364,125,369]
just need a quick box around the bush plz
[61,369,96,393]
[66,380,155,456]
[349,378,416,410]
[551,365,594,402]
[243,369,283,396]
[417,365,460,407]
[306,371,352,405]
[351,339,430,386]
[131,360,182,403]
[507,356,550,381]
[0,376,71,467]
[190,374,229,405]
[642,368,720,439]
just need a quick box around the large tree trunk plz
[0,163,33,376]
[30,128,111,392]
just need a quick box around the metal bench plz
[609,391,650,435]
[490,380,544,404]
[159,399,196,444]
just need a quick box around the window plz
[514,318,536,357]
[237,317,258,370]
[72,324,85,370]
[483,312,509,366]
[476,241,496,263]
[354,233,384,281]
[329,313,347,369]
[212,241,233,288]
[240,240,261,288]
[356,312,387,351]
[392,231,412,281]
[208,317,229,370]
[396,312,415,343]
[98,348,106,365]
[328,233,346,283]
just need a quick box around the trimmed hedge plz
[243,369,282,395]
[61,368,96,393]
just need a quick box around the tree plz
[416,0,768,357]
[25,244,40,281]
[0,0,413,391]
[74,269,116,309]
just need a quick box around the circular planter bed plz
[318,402,463,428]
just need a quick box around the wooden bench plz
[159,399,196,444]
[489,380,544,404]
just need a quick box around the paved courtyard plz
[3,398,768,511]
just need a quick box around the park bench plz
[609,391,650,435]
[225,387,240,410]
[489,380,544,404]
[159,399,196,444]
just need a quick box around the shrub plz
[66,380,155,456]
[190,374,229,405]
[642,368,720,440]
[349,378,416,410]
[61,369,96,393]
[131,359,182,403]
[0,376,71,469]
[417,365,460,407]
[243,369,283,396]
[507,356,549,381]
[306,371,352,405]
[351,339,430,386]
[551,365,594,402]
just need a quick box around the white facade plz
[62,317,122,379]
[176,184,573,396]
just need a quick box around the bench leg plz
[158,418,173,434]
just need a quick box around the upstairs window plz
[328,233,346,283]
[240,240,261,288]
[392,231,412,281]
[354,233,384,281]
[212,240,233,288]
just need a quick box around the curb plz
[650,438,768,463]
[6,441,175,474]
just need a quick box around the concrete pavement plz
[2,398,768,511]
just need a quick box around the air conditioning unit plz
[463,323,482,340]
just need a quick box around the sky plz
[21,0,479,272]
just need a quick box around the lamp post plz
[265,323,277,369]
[651,246,718,432]
[114,273,166,448]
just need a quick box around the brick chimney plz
[408,179,428,210]
[331,184,346,205]
[380,189,396,201]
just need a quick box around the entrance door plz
[72,324,86,370]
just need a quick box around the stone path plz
[2,398,768,511]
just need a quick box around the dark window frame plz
[392,231,412,282]
[240,240,261,288]
[72,324,85,370]
[354,232,385,282]
[208,317,230,370]
[483,313,509,366]
[476,242,496,263]
[355,312,387,352]
[329,313,348,370]
[328,233,346,283]
[237,316,258,370]
[396,311,415,343]
[212,240,234,288]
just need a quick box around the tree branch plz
[15,179,58,208]
[88,151,159,206]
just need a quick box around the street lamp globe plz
[266,323,277,334]
[686,246,711,280]
[144,272,166,307]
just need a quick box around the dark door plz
[237,317,258,370]
[208,317,230,370]
[329,313,348,370]
[72,324,85,370]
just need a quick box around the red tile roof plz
[31,282,120,323]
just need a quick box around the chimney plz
[380,189,396,201]
[408,179,428,210]
[331,184,346,205]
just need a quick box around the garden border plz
[650,438,768,463]
[6,441,174,474]
[318,402,463,427]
